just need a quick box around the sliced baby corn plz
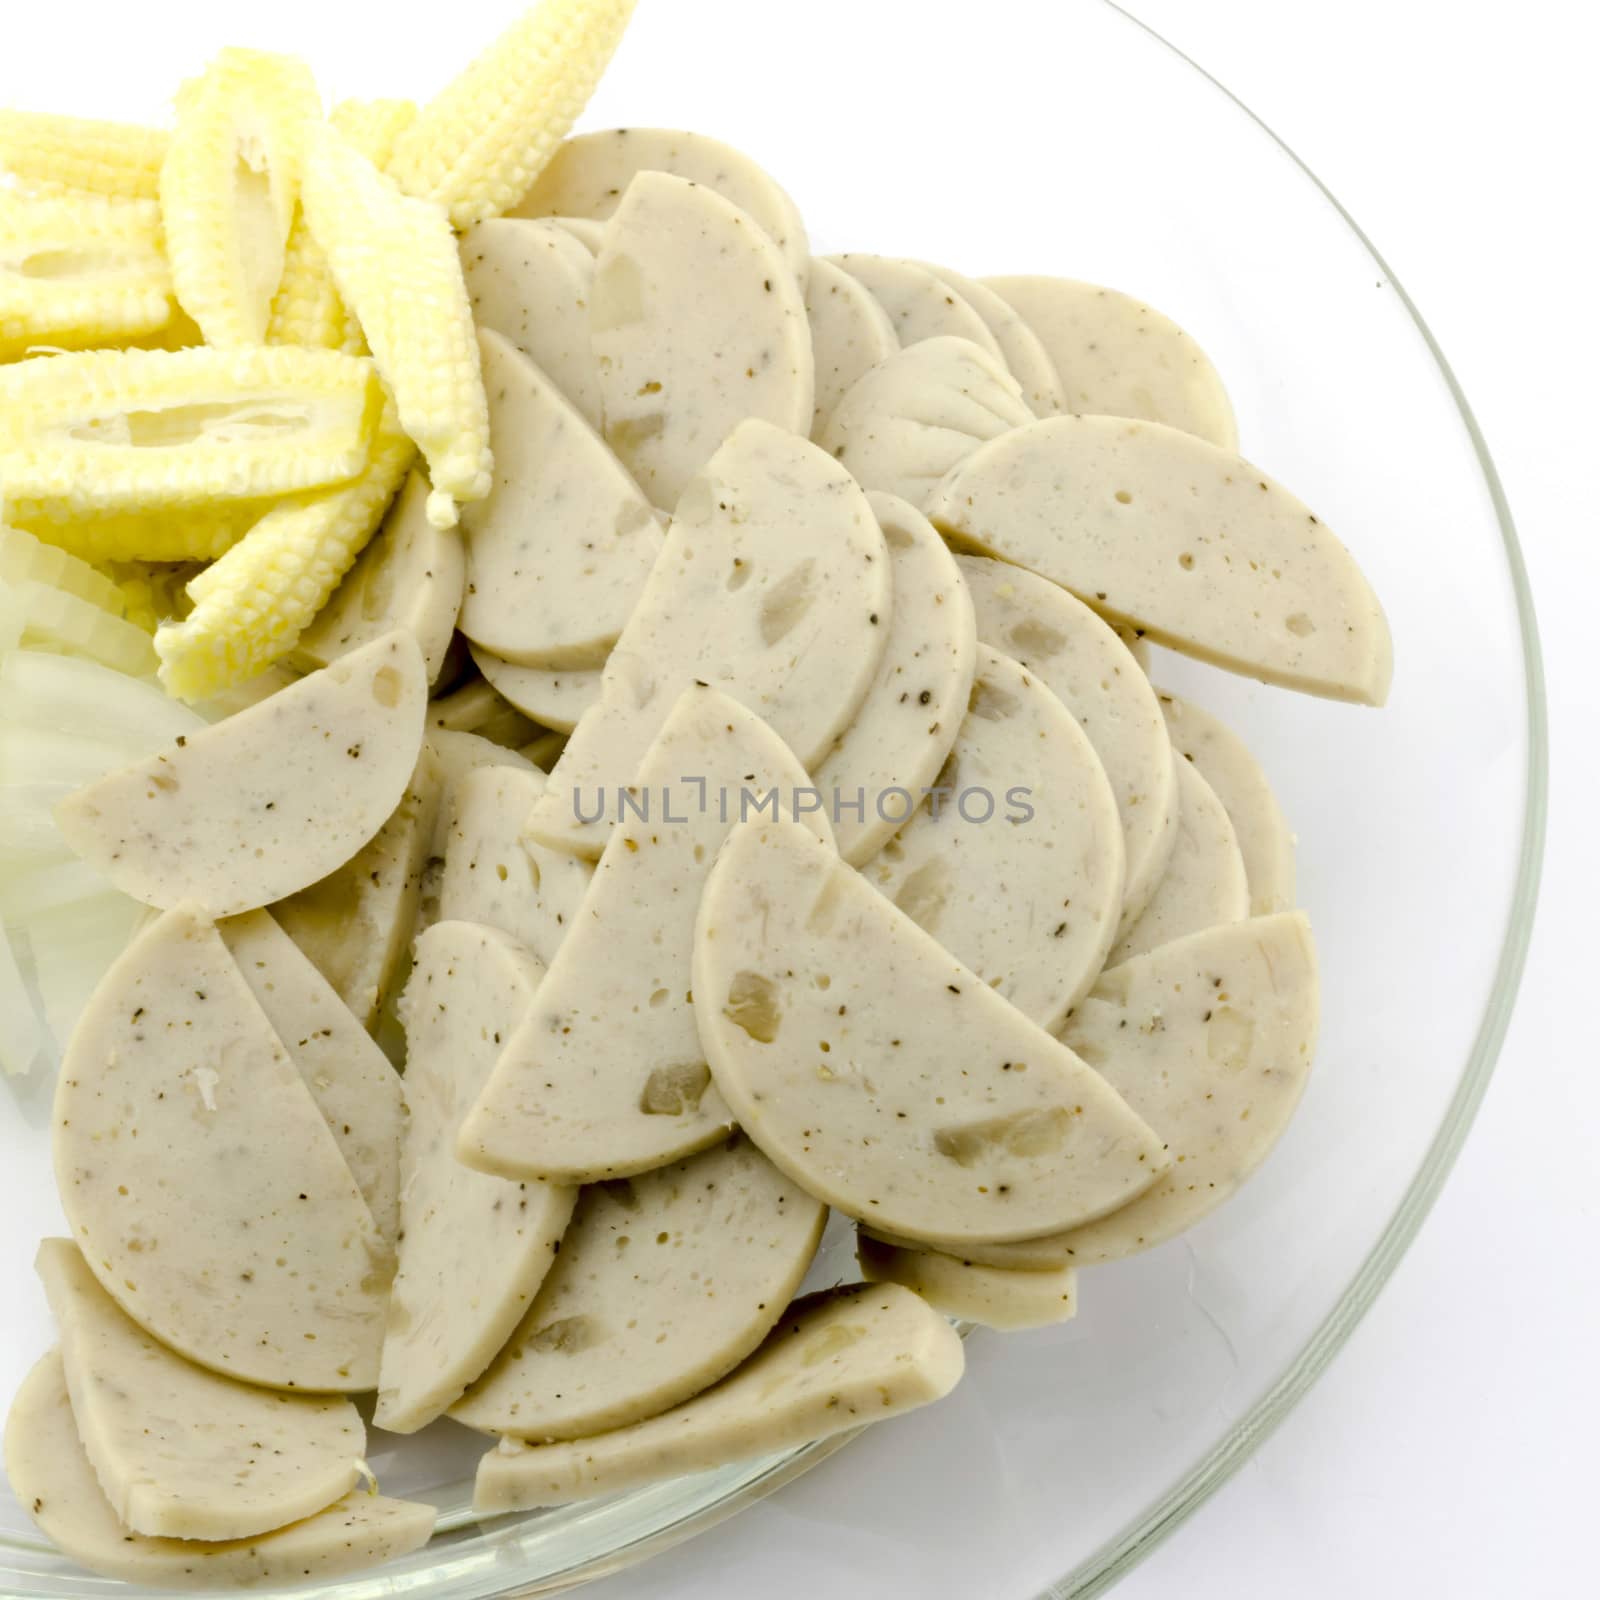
[156,409,414,701]
[17,505,261,565]
[265,216,349,355]
[0,192,173,357]
[0,344,381,528]
[267,98,417,355]
[0,110,168,201]
[388,0,638,228]
[221,94,423,696]
[160,48,320,348]
[104,562,197,633]
[301,122,489,526]
[329,97,418,175]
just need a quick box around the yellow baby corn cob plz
[127,307,205,352]
[104,561,198,633]
[264,219,345,353]
[300,122,489,526]
[160,47,321,348]
[0,110,169,201]
[114,577,162,633]
[388,0,636,228]
[0,344,382,529]
[157,407,414,700]
[0,192,173,358]
[267,97,417,355]
[15,504,261,564]
[330,98,418,179]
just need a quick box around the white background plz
[1116,3,1596,1596]
[4,2,1595,1596]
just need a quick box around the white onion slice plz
[0,727,137,791]
[0,859,115,923]
[0,785,77,864]
[27,894,145,1052]
[9,582,155,675]
[0,923,44,1076]
[0,588,27,652]
[0,650,203,749]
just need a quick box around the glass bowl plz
[0,2,1544,1596]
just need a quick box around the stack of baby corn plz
[0,0,636,703]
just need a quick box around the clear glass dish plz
[0,2,1544,1597]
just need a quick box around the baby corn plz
[301,122,489,526]
[0,4,639,701]
[160,48,321,348]
[0,344,381,530]
[0,110,168,201]
[329,98,418,178]
[16,505,262,565]
[388,0,636,228]
[1,191,173,358]
[104,561,198,633]
[267,97,417,355]
[158,407,414,700]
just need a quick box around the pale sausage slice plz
[863,646,1125,1030]
[461,688,833,1184]
[54,630,427,916]
[459,330,661,668]
[417,732,535,933]
[1057,913,1319,1260]
[3,1351,434,1589]
[692,818,1166,1247]
[811,493,976,865]
[1118,625,1153,671]
[827,255,1003,357]
[855,1232,1077,1332]
[547,215,604,253]
[985,274,1237,448]
[219,910,403,1248]
[294,472,465,686]
[437,764,592,968]
[271,743,443,1030]
[428,726,537,787]
[920,914,1319,1269]
[428,674,538,746]
[452,1134,825,1441]
[593,173,812,510]
[804,256,898,439]
[520,730,567,770]
[38,1239,364,1539]
[1158,690,1296,915]
[469,647,602,734]
[957,554,1178,927]
[527,419,891,858]
[460,218,603,429]
[1108,756,1248,965]
[375,922,577,1433]
[915,263,1064,416]
[927,416,1394,706]
[818,336,1033,507]
[511,128,810,286]
[474,1283,962,1512]
[52,905,388,1390]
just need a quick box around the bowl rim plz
[1031,8,1551,1597]
[0,9,1549,1597]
